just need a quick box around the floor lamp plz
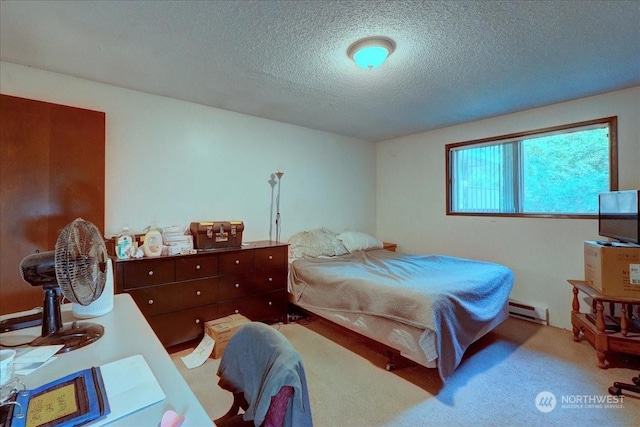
[275,171,284,243]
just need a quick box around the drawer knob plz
[196,290,201,296]
[234,309,239,314]
[268,277,273,282]
[268,255,273,260]
[235,283,240,288]
[148,270,154,276]
[195,318,200,324]
[148,299,154,305]
[196,264,201,270]
[235,260,240,265]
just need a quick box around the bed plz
[287,229,514,381]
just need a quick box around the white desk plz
[0,294,214,426]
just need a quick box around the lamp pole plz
[275,171,284,243]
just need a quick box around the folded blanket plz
[217,322,313,427]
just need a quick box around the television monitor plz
[598,190,640,245]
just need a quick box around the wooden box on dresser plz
[113,240,288,347]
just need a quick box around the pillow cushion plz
[288,228,348,259]
[338,231,383,253]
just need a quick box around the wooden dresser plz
[114,240,288,347]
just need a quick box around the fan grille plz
[55,218,107,306]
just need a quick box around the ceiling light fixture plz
[347,37,396,70]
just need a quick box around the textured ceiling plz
[1,1,639,142]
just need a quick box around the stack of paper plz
[14,345,63,376]
[162,225,194,255]
[8,354,165,427]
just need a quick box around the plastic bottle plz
[115,227,136,259]
[143,228,163,257]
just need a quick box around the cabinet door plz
[0,95,105,314]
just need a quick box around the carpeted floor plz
[171,316,640,426]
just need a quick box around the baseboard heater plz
[508,299,548,325]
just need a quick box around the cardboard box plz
[584,241,640,298]
[204,314,250,358]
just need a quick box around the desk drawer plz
[128,278,218,316]
[122,259,175,289]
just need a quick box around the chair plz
[609,372,640,396]
[214,322,312,427]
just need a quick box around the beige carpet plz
[171,316,640,426]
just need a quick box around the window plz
[446,117,617,217]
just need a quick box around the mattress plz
[288,249,514,380]
[292,299,509,370]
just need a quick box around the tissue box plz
[204,314,251,358]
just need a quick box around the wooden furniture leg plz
[595,301,608,368]
[572,287,581,341]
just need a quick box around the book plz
[91,354,165,426]
[10,367,109,427]
[7,354,165,427]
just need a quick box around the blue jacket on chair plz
[217,322,313,427]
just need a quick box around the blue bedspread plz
[290,249,514,381]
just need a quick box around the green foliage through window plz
[446,117,617,217]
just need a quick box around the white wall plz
[1,61,376,240]
[376,86,640,330]
[4,61,638,331]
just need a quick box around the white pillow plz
[288,228,348,259]
[338,231,383,253]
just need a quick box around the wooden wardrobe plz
[0,94,105,315]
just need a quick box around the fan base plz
[31,321,104,353]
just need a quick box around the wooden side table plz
[568,279,640,368]
[383,242,397,252]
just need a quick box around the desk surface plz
[0,294,214,427]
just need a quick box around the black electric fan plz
[19,218,108,352]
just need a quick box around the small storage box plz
[204,314,251,358]
[190,221,244,250]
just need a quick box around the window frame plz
[445,116,618,219]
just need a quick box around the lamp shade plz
[348,37,395,70]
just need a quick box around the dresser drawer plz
[219,251,254,274]
[218,289,286,321]
[255,246,287,269]
[122,258,175,289]
[128,278,218,316]
[218,272,255,300]
[176,254,218,281]
[255,269,286,291]
[148,303,218,347]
